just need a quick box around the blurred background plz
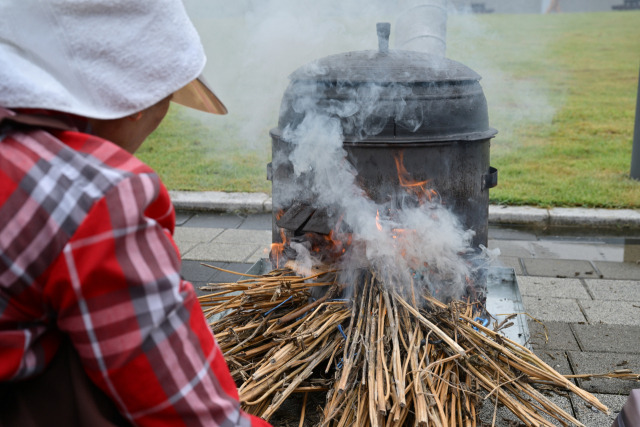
[140,0,639,208]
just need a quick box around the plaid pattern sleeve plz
[0,115,271,426]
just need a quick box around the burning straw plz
[198,264,618,426]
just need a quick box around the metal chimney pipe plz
[631,65,640,180]
[394,0,448,56]
[377,22,391,53]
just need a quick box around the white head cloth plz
[0,0,207,119]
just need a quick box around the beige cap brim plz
[172,76,227,115]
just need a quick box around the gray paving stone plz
[175,211,193,226]
[537,350,574,376]
[488,239,534,258]
[190,261,257,284]
[571,323,640,354]
[496,256,523,275]
[604,236,637,245]
[568,351,640,395]
[517,276,590,299]
[521,258,596,278]
[191,281,212,297]
[529,241,622,262]
[477,390,573,426]
[182,242,260,263]
[176,241,198,257]
[579,300,640,326]
[488,226,538,241]
[522,296,586,323]
[540,234,611,244]
[528,320,580,351]
[623,239,640,264]
[207,262,255,283]
[246,247,270,264]
[213,229,272,245]
[584,279,640,302]
[527,241,565,259]
[188,262,255,296]
[174,227,225,243]
[572,392,627,427]
[180,213,244,229]
[180,259,218,282]
[593,261,640,280]
[238,213,272,230]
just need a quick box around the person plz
[0,1,271,426]
[612,389,640,426]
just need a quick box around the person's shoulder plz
[59,131,174,227]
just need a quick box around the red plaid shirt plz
[0,108,270,427]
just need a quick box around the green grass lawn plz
[139,11,640,208]
[139,109,271,193]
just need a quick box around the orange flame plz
[394,151,439,203]
[270,242,284,267]
[394,152,428,191]
[270,217,288,268]
[375,210,383,231]
[311,228,352,257]
[271,212,353,267]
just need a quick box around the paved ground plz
[175,209,640,426]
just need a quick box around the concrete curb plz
[170,191,640,230]
[489,205,640,229]
[169,191,272,213]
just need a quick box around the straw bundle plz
[199,265,613,426]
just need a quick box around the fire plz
[272,152,444,273]
[394,151,439,203]
[270,210,287,267]
[375,210,383,231]
[319,230,351,256]
[270,228,288,267]
[270,212,353,269]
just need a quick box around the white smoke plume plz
[183,0,398,148]
[183,0,557,151]
[280,79,493,301]
[182,1,555,299]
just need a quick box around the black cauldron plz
[269,23,497,249]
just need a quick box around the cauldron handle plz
[483,167,498,190]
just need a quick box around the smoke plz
[183,0,557,153]
[177,1,559,184]
[446,12,559,147]
[183,0,397,149]
[180,1,556,299]
[279,78,498,301]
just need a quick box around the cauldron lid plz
[288,50,481,84]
